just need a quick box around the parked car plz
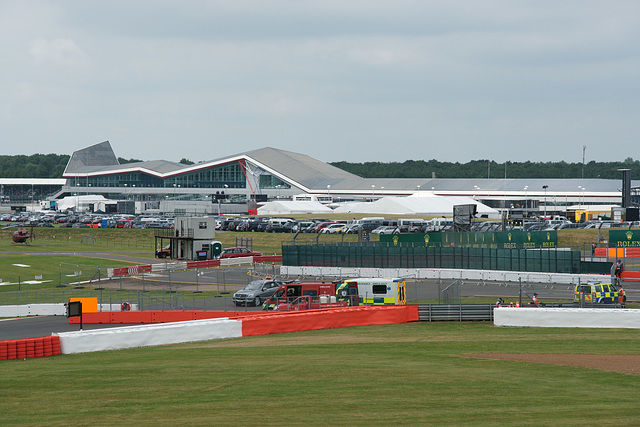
[312,221,337,233]
[371,226,399,234]
[155,244,171,259]
[343,224,362,234]
[293,221,315,233]
[320,223,348,234]
[233,279,283,306]
[220,247,263,259]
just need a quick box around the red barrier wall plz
[253,255,282,263]
[0,336,61,361]
[621,271,640,282]
[240,305,419,337]
[625,248,640,257]
[593,248,607,258]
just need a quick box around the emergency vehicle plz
[263,282,347,311]
[337,278,407,306]
[263,278,407,311]
[573,282,620,304]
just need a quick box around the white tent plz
[56,195,110,212]
[257,200,334,215]
[333,194,499,218]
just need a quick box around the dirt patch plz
[466,353,640,375]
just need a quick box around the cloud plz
[29,37,87,67]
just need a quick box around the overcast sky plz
[1,1,639,165]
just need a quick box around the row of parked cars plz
[0,212,176,229]
[215,217,404,234]
[215,216,463,234]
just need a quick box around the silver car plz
[233,279,283,307]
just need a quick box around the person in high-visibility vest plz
[618,286,626,304]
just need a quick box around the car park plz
[219,247,262,259]
[233,279,283,306]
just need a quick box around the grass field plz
[0,322,638,426]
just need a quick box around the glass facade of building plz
[74,163,248,189]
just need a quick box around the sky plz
[1,1,639,165]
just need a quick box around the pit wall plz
[55,306,419,355]
[280,266,610,285]
[494,307,640,328]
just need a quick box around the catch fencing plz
[282,242,610,275]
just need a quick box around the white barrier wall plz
[55,318,243,354]
[494,307,640,329]
[0,304,66,317]
[280,266,610,285]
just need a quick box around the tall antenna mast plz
[582,145,586,179]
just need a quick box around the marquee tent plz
[332,194,499,218]
[257,200,334,215]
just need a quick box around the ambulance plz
[337,278,407,306]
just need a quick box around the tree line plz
[330,158,640,180]
[1,153,639,180]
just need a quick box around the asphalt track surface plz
[2,250,638,341]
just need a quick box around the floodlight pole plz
[542,185,548,218]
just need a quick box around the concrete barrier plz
[55,318,243,354]
[280,266,609,285]
[494,307,640,329]
[0,304,65,317]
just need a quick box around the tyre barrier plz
[0,336,62,360]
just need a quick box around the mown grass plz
[0,322,638,426]
[0,256,137,291]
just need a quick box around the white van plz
[425,218,453,232]
[398,218,427,233]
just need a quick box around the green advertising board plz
[380,230,557,249]
[609,230,640,248]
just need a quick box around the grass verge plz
[0,322,638,426]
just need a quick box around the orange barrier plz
[69,297,98,313]
[0,336,61,361]
[240,305,419,337]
